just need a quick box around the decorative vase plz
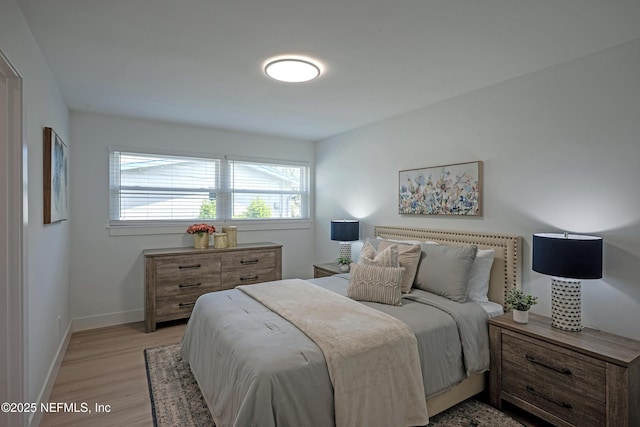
[213,232,228,248]
[512,309,529,324]
[339,264,350,272]
[222,226,237,247]
[193,232,209,249]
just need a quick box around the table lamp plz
[532,232,603,331]
[330,220,359,260]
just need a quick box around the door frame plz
[0,49,26,427]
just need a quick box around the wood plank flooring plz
[41,321,186,427]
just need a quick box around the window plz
[109,149,309,226]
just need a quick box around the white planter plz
[512,309,529,324]
[339,264,350,272]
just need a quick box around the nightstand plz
[489,313,640,427]
[313,262,344,278]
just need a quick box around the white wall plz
[0,0,70,417]
[69,112,315,328]
[316,38,640,340]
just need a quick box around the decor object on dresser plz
[43,127,68,224]
[399,161,482,216]
[330,219,359,259]
[222,225,238,247]
[504,287,538,324]
[489,313,640,427]
[186,223,215,249]
[144,242,282,332]
[532,232,603,331]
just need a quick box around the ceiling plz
[15,0,640,141]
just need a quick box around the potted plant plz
[505,287,538,324]
[336,256,352,272]
[186,223,216,248]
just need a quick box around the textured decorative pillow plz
[358,240,399,267]
[378,240,421,293]
[414,244,478,303]
[347,264,405,306]
[466,249,495,302]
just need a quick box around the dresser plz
[489,313,640,427]
[144,242,282,332]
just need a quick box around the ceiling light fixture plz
[264,58,321,83]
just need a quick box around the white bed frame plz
[373,226,522,416]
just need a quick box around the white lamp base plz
[551,277,583,331]
[338,242,351,260]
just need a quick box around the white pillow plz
[466,249,495,302]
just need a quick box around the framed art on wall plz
[399,161,482,216]
[43,127,68,224]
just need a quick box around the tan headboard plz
[374,226,522,308]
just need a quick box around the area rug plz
[145,343,523,427]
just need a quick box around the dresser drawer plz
[155,279,220,298]
[155,254,221,282]
[221,250,276,271]
[502,332,606,426]
[156,293,203,322]
[221,268,276,289]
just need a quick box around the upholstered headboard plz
[374,226,522,308]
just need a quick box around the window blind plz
[109,150,309,224]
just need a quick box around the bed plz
[181,226,522,427]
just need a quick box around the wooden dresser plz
[144,242,282,332]
[489,313,640,427]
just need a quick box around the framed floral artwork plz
[43,127,68,224]
[399,161,482,216]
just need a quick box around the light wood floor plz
[41,321,187,427]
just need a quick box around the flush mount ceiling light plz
[264,58,321,83]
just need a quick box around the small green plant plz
[505,287,538,311]
[336,256,352,266]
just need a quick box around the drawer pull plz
[526,385,573,409]
[178,264,201,270]
[178,283,201,289]
[178,302,196,308]
[240,276,259,281]
[526,354,572,375]
[240,259,259,265]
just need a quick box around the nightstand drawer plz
[502,332,606,426]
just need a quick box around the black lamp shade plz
[331,220,359,242]
[532,233,603,279]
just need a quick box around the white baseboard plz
[72,309,144,332]
[29,322,73,427]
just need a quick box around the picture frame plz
[43,127,68,224]
[399,161,482,216]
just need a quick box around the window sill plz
[107,219,313,236]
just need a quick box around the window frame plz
[107,147,312,236]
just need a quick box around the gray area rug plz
[145,343,523,427]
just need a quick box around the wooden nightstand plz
[313,262,345,278]
[489,313,640,427]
